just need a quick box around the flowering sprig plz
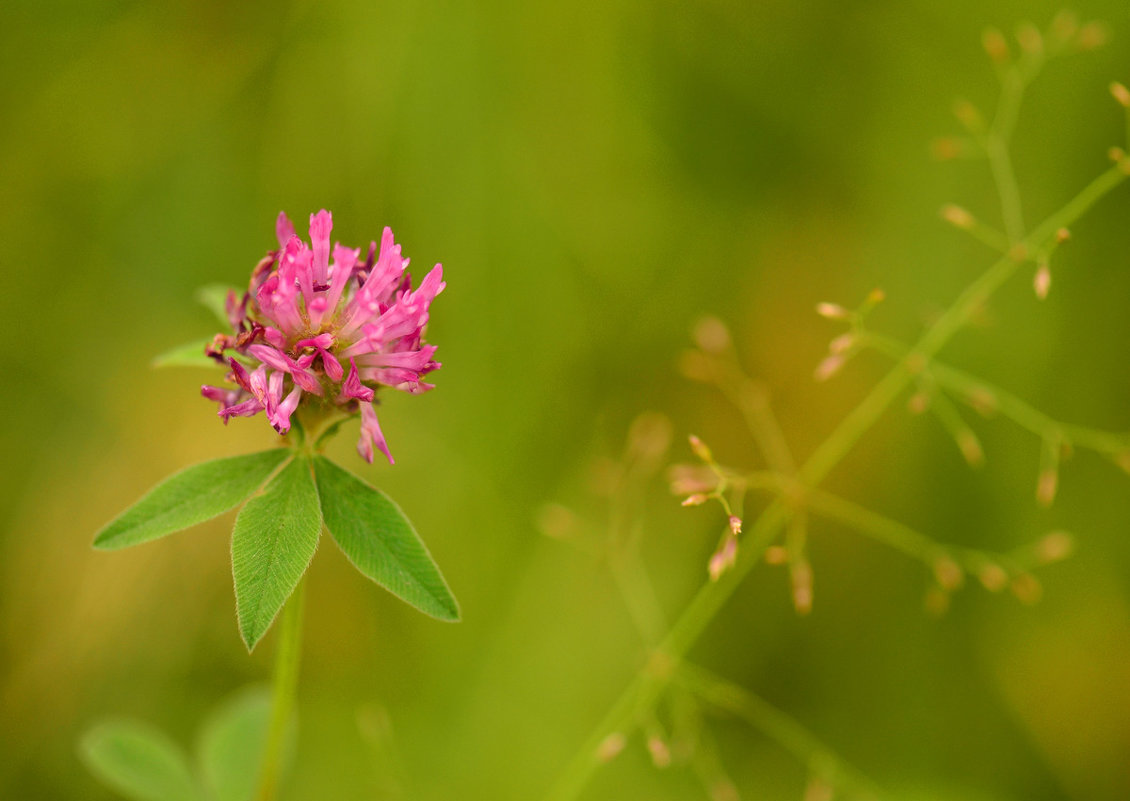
[90,210,458,800]
[96,211,458,650]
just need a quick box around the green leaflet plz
[94,450,291,550]
[198,687,285,801]
[79,720,202,801]
[232,455,322,651]
[313,456,459,622]
[151,339,216,369]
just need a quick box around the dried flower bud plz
[1036,467,1059,507]
[1111,82,1130,108]
[933,555,965,591]
[978,563,1009,592]
[965,386,997,417]
[1016,22,1043,55]
[710,779,740,801]
[678,349,714,382]
[596,732,626,762]
[693,316,732,354]
[791,560,814,615]
[1055,227,1071,244]
[728,515,742,536]
[803,776,835,801]
[829,332,856,355]
[669,463,720,495]
[957,429,985,468]
[1050,10,1079,44]
[688,434,713,463]
[589,457,622,497]
[708,536,738,582]
[982,27,1011,64]
[628,412,673,461]
[1076,21,1109,50]
[1010,573,1043,604]
[931,136,966,160]
[907,391,930,415]
[1036,531,1075,564]
[924,585,952,617]
[941,204,975,230]
[537,504,578,540]
[646,736,671,768]
[1034,262,1051,300]
[815,302,851,320]
[952,99,985,133]
[814,353,846,382]
[765,545,788,565]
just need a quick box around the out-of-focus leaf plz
[79,720,201,801]
[313,456,459,622]
[151,339,216,369]
[232,455,322,651]
[195,284,240,328]
[94,450,291,550]
[198,687,289,801]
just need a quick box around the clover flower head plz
[201,210,444,463]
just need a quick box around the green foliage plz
[82,687,281,801]
[151,339,216,369]
[198,687,279,801]
[93,450,291,550]
[195,284,240,329]
[232,455,322,651]
[79,720,202,801]
[314,455,460,622]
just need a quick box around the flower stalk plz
[257,576,307,801]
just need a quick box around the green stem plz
[677,664,884,800]
[256,577,306,801]
[544,166,1126,801]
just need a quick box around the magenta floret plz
[201,210,444,464]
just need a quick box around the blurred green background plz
[3,0,1130,799]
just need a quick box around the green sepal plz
[94,450,291,550]
[232,455,322,651]
[313,456,459,622]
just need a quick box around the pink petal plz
[341,359,375,402]
[320,349,344,382]
[248,344,291,372]
[276,212,296,248]
[309,210,332,286]
[358,401,393,464]
[296,333,335,350]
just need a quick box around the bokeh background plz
[3,1,1130,799]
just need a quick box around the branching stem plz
[544,160,1126,800]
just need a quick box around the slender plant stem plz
[677,664,883,800]
[257,576,307,801]
[863,332,1130,457]
[544,164,1126,801]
